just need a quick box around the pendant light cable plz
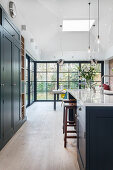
[88,2,91,53]
[60,25,63,57]
[97,0,100,44]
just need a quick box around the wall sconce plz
[35,46,38,49]
[30,38,34,43]
[21,25,27,31]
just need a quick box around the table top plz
[52,89,66,94]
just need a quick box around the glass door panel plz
[37,82,46,100]
[47,82,57,100]
[36,63,57,100]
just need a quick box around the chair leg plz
[74,113,77,131]
[64,107,68,148]
[63,106,65,134]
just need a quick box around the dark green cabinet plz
[3,30,13,139]
[77,104,86,170]
[69,93,113,170]
[77,105,113,170]
[88,107,113,170]
[3,10,20,43]
[0,5,26,150]
[12,42,21,129]
[0,26,3,144]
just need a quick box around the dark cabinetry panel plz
[3,31,13,139]
[2,10,20,42]
[12,42,21,128]
[77,104,86,170]
[89,107,113,170]
[77,106,113,170]
[0,26,3,143]
[0,8,2,25]
[0,5,26,150]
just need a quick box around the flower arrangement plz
[78,65,97,88]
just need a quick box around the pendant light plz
[88,2,91,54]
[57,24,64,66]
[91,59,97,65]
[57,59,64,66]
[97,0,100,44]
[88,2,98,65]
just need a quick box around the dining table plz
[52,89,66,110]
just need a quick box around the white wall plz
[0,0,110,81]
[0,0,112,62]
[104,60,110,83]
[0,0,40,60]
[41,50,101,61]
[105,46,113,60]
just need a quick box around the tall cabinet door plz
[3,31,13,139]
[77,104,86,170]
[12,42,21,128]
[0,26,3,143]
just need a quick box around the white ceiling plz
[1,0,113,60]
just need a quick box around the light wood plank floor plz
[0,102,79,170]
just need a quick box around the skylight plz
[62,20,95,32]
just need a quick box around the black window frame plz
[26,54,35,107]
[36,61,58,101]
[35,61,104,102]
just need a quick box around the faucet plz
[101,75,113,94]
[91,83,96,93]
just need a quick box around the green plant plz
[78,65,96,83]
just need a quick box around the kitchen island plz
[68,89,113,170]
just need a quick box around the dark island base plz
[69,92,113,170]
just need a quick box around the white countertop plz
[68,89,113,106]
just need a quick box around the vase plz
[85,80,91,89]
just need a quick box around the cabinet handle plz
[12,84,16,86]
[84,132,86,138]
[1,84,4,86]
[78,107,82,111]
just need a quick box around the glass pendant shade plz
[97,35,100,44]
[88,46,91,53]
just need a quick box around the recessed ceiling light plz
[62,20,95,32]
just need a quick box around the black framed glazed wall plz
[26,54,35,107]
[36,62,58,100]
[34,61,104,101]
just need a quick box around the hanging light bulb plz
[58,24,64,65]
[88,46,91,53]
[88,2,91,54]
[97,35,100,44]
[97,0,100,45]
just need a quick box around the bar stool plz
[62,99,76,134]
[63,103,77,148]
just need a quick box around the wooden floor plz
[0,102,79,170]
